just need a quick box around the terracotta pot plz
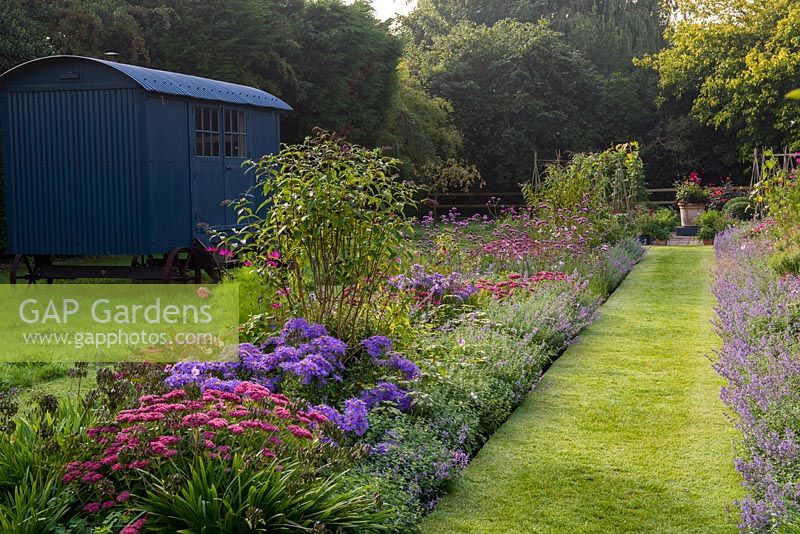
[678,203,706,227]
[703,238,714,245]
[654,239,668,246]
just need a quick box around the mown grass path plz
[422,247,741,533]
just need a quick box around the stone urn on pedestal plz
[674,174,709,234]
[678,202,706,227]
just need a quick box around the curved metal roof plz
[1,55,292,112]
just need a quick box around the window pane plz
[211,109,219,132]
[224,110,230,132]
[211,134,220,157]
[195,132,202,156]
[195,107,202,130]
[238,112,247,134]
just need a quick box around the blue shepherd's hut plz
[0,55,291,282]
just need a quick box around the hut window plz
[194,106,220,157]
[224,110,248,158]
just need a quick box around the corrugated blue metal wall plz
[250,109,280,160]
[143,95,191,252]
[5,88,143,255]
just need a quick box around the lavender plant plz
[714,225,800,530]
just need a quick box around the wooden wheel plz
[163,247,201,284]
[9,254,39,284]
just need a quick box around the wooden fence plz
[427,187,753,218]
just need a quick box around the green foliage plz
[752,150,800,244]
[634,208,676,241]
[0,468,72,533]
[696,210,733,241]
[402,0,682,186]
[768,248,800,277]
[524,143,647,214]
[360,411,467,525]
[0,1,51,72]
[275,0,402,144]
[222,132,417,340]
[376,62,482,193]
[404,0,667,70]
[138,457,391,533]
[645,0,800,159]
[413,19,603,187]
[723,197,754,221]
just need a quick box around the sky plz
[369,0,417,20]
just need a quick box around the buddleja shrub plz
[223,130,417,340]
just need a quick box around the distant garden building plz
[0,55,291,261]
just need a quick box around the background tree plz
[376,62,481,193]
[412,20,602,188]
[645,0,800,162]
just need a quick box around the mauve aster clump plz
[165,321,419,438]
[166,319,347,390]
[392,264,478,307]
[713,225,800,531]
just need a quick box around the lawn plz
[421,246,742,533]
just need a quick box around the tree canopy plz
[646,0,800,159]
[413,19,602,186]
[2,0,796,194]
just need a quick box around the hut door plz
[222,108,250,226]
[191,106,226,236]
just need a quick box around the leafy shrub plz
[523,142,647,214]
[707,179,740,210]
[220,131,417,340]
[696,210,733,241]
[723,196,754,220]
[634,208,676,241]
[361,411,466,521]
[768,246,800,276]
